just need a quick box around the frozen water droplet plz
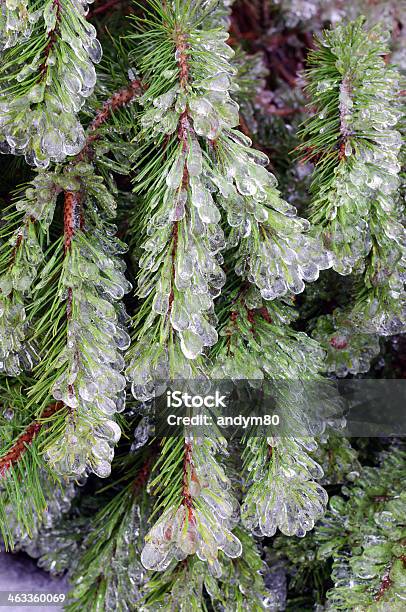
[180,330,204,359]
[85,38,102,63]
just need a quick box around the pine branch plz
[124,1,251,574]
[319,449,406,609]
[0,402,62,476]
[0,0,103,166]
[213,284,335,537]
[126,0,331,402]
[141,429,241,572]
[28,176,130,476]
[141,526,268,610]
[76,77,143,163]
[66,451,154,611]
[299,18,404,335]
[0,71,143,478]
[0,22,142,379]
[0,386,73,550]
[123,0,338,575]
[0,174,65,375]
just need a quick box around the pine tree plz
[0,1,405,610]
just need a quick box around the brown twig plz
[166,31,200,522]
[271,53,298,88]
[39,0,62,77]
[166,32,191,316]
[182,441,195,517]
[63,191,81,252]
[132,450,157,495]
[63,189,82,320]
[168,222,179,313]
[76,78,143,163]
[0,403,62,476]
[375,554,406,601]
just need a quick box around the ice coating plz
[0,172,64,375]
[242,436,328,538]
[0,0,101,166]
[141,436,241,576]
[45,228,131,478]
[313,311,381,377]
[127,7,332,402]
[303,20,405,334]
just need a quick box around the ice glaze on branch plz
[0,173,64,375]
[214,288,333,537]
[64,76,144,248]
[165,30,189,317]
[338,77,351,137]
[134,15,241,571]
[0,73,141,377]
[0,0,104,166]
[300,18,404,335]
[34,79,140,478]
